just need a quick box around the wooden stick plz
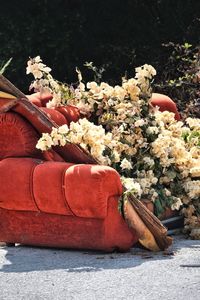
[124,200,160,251]
[127,194,173,250]
[0,74,27,99]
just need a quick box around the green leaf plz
[165,170,177,180]
[0,57,12,74]
[183,43,192,49]
[154,198,165,217]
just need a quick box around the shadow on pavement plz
[0,242,176,273]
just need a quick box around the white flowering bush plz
[27,57,200,239]
[26,56,73,108]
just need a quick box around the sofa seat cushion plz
[33,161,74,215]
[0,112,41,159]
[0,158,74,215]
[0,158,122,220]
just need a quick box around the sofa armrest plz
[0,112,41,159]
[64,164,123,218]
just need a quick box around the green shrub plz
[153,43,200,117]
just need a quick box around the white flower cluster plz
[36,124,69,151]
[26,56,51,79]
[185,180,200,199]
[190,166,200,178]
[136,170,158,195]
[26,57,72,108]
[152,110,199,172]
[36,118,114,164]
[71,78,141,118]
[120,158,133,170]
[186,117,200,130]
[69,64,156,120]
[135,64,156,97]
[121,177,142,198]
[171,198,183,211]
[150,109,200,232]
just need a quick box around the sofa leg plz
[6,243,15,247]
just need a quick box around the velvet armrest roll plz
[64,164,123,219]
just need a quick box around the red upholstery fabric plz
[151,93,181,121]
[27,97,42,107]
[0,205,137,251]
[33,161,74,215]
[0,156,137,251]
[13,102,58,134]
[103,196,137,250]
[56,105,81,123]
[40,107,69,126]
[0,157,122,220]
[42,149,65,162]
[0,112,41,159]
[0,158,40,211]
[64,164,122,218]
[27,92,53,107]
[27,93,80,124]
[12,104,97,164]
[0,109,65,162]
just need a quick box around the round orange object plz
[151,93,181,121]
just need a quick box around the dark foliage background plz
[0,0,200,93]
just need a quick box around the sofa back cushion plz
[0,112,41,159]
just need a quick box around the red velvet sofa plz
[0,106,138,252]
[0,92,180,251]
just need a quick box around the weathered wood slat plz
[127,194,173,250]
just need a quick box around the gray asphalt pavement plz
[0,235,200,300]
